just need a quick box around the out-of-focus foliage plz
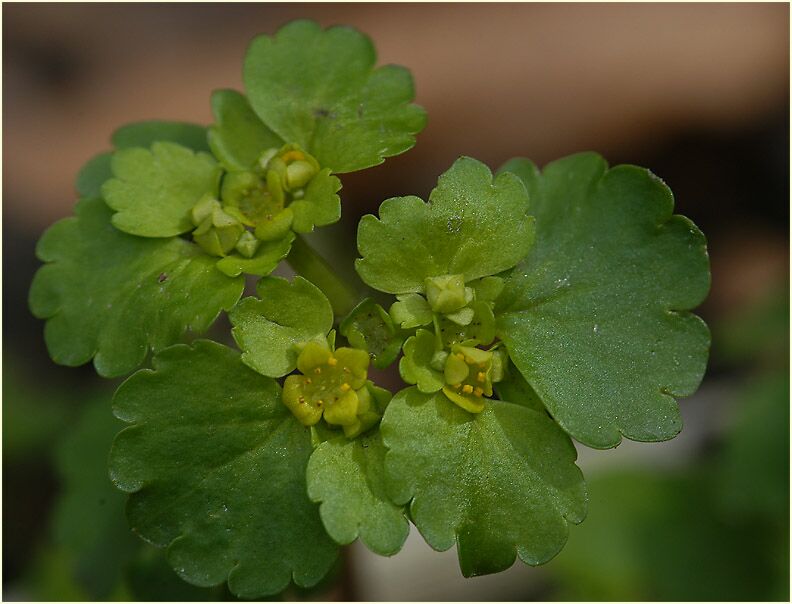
[8,375,229,601]
[52,394,139,597]
[3,359,73,463]
[715,283,789,368]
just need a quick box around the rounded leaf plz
[109,341,338,598]
[356,157,535,294]
[307,431,409,556]
[381,388,587,576]
[244,20,426,173]
[102,142,222,237]
[29,198,243,377]
[497,153,710,448]
[229,276,334,378]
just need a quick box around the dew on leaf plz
[446,216,463,234]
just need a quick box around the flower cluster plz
[191,144,322,258]
[282,341,387,438]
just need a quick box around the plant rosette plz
[28,17,710,600]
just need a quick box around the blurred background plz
[3,3,789,601]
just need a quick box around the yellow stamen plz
[316,399,324,407]
[327,357,338,367]
[452,383,461,390]
[282,150,306,162]
[314,367,322,374]
[340,383,351,392]
[473,387,484,397]
[477,372,486,382]
[462,384,474,394]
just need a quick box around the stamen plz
[327,357,338,367]
[473,387,484,397]
[477,372,486,382]
[282,150,305,162]
[340,383,351,392]
[462,384,474,394]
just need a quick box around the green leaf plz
[53,393,140,598]
[125,546,223,601]
[102,142,222,237]
[29,198,243,377]
[76,152,114,198]
[494,362,545,413]
[215,231,295,278]
[230,276,333,378]
[307,431,409,556]
[244,20,426,173]
[208,89,283,171]
[289,169,342,233]
[109,341,338,598]
[470,276,504,303]
[76,121,211,200]
[356,157,535,294]
[496,153,710,448]
[112,120,211,153]
[381,388,586,576]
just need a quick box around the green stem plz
[286,235,359,318]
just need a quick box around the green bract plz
[356,156,535,294]
[230,276,334,378]
[103,142,222,238]
[109,341,338,598]
[29,198,243,377]
[307,431,409,556]
[111,120,211,153]
[244,20,426,173]
[77,120,212,198]
[208,89,283,172]
[496,153,710,448]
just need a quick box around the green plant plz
[29,19,710,598]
